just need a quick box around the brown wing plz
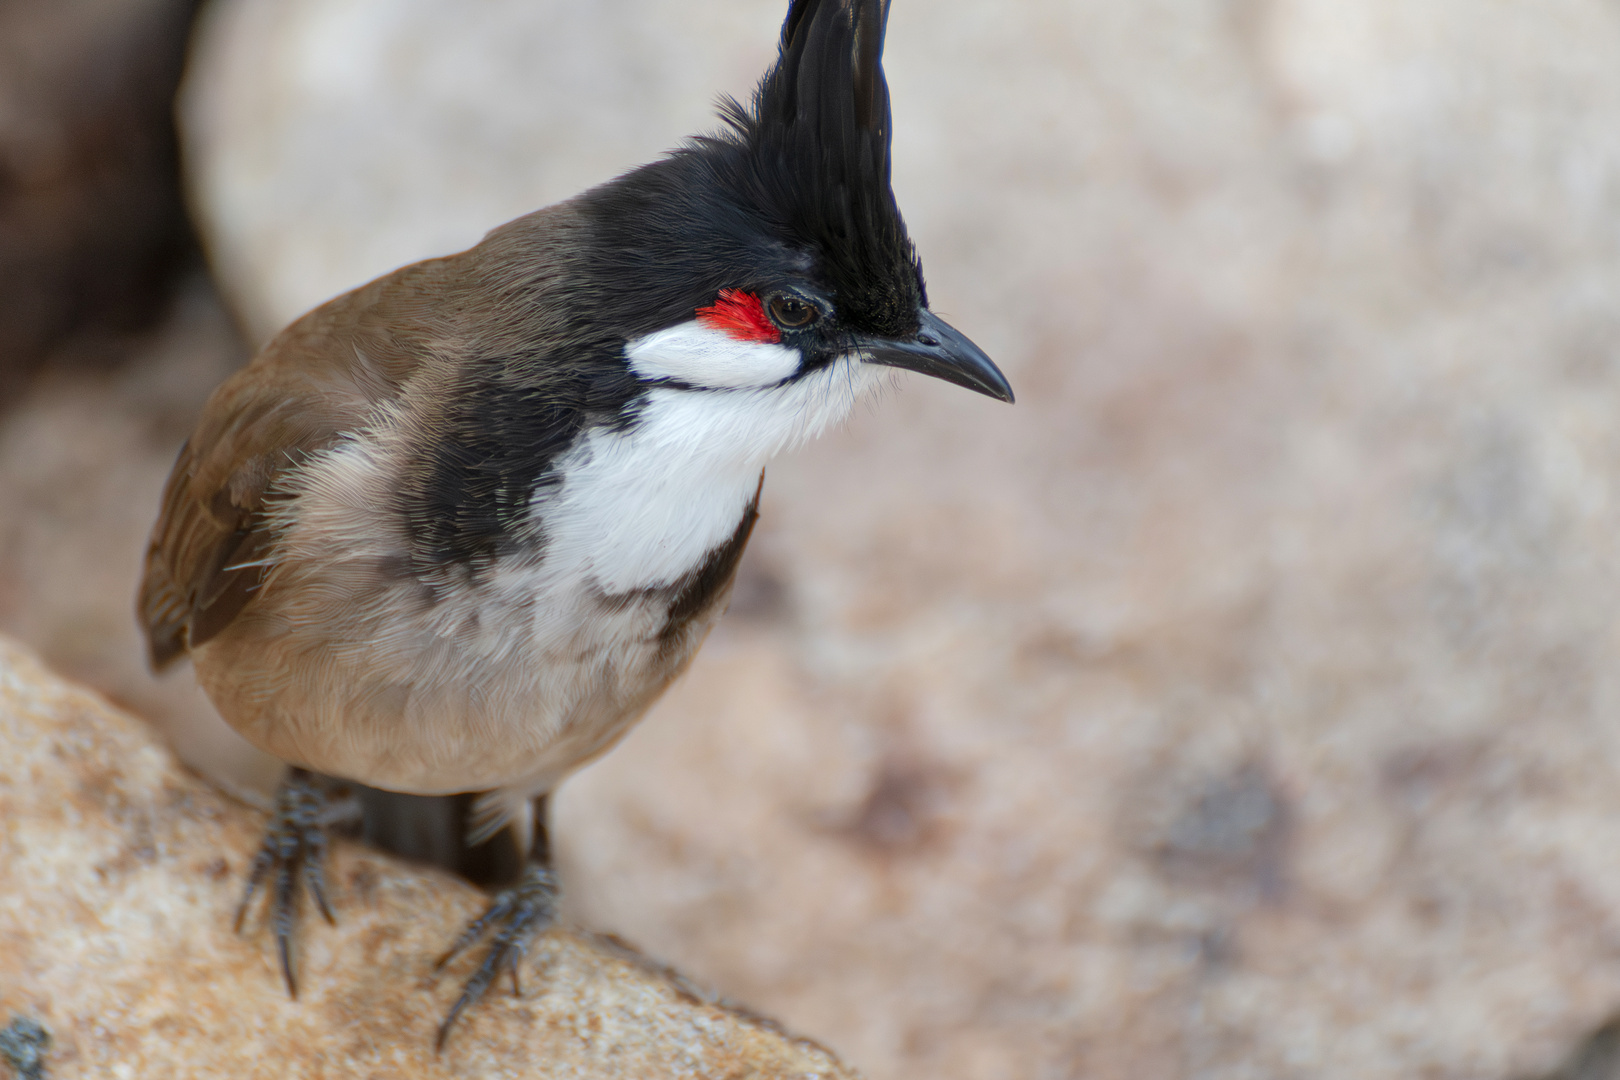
[138,201,589,669]
[138,258,458,670]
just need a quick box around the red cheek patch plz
[697,289,781,344]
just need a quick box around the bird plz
[139,0,1012,1048]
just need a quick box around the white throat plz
[536,321,884,594]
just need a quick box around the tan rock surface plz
[81,0,1620,1077]
[0,636,856,1078]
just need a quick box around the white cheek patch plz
[533,353,887,594]
[625,319,801,389]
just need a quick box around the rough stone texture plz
[0,0,199,398]
[110,0,1620,1077]
[0,636,857,1078]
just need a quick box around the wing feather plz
[137,259,455,668]
[137,200,597,669]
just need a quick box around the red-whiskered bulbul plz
[140,0,1011,1047]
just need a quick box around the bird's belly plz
[191,559,711,796]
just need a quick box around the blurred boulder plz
[180,0,782,345]
[0,275,275,801]
[178,1,1620,1079]
[0,636,856,1078]
[0,0,199,402]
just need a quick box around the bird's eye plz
[766,293,818,330]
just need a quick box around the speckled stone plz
[156,0,1620,1077]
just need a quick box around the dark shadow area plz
[1525,1019,1620,1080]
[0,0,207,409]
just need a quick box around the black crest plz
[720,0,923,334]
[576,0,925,340]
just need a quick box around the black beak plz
[853,310,1015,403]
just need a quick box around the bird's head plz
[572,0,1013,405]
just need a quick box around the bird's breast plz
[202,359,873,794]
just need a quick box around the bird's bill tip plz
[855,310,1014,403]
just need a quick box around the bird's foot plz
[234,767,356,997]
[433,862,560,1050]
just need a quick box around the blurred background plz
[6,0,1620,1077]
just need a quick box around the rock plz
[0,636,856,1078]
[165,0,1620,1078]
[179,0,782,346]
[0,1017,50,1080]
[0,0,199,400]
[0,275,276,802]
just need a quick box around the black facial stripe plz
[635,376,703,392]
[634,373,805,394]
[658,473,763,653]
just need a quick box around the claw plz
[234,846,275,932]
[434,891,518,972]
[232,767,337,999]
[434,864,558,1052]
[277,928,297,998]
[307,838,336,925]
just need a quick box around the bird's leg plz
[433,794,559,1051]
[234,766,359,997]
